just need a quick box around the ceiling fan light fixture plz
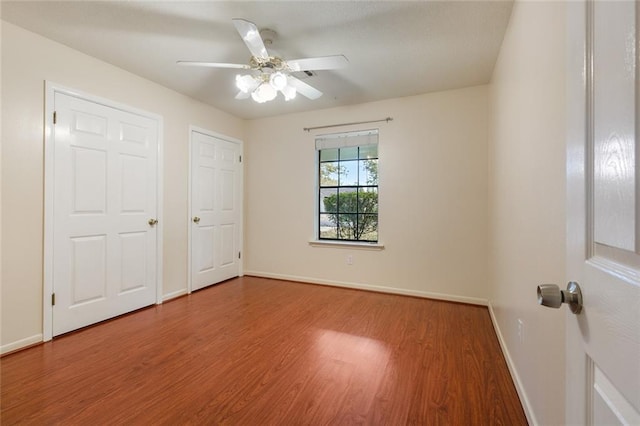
[180,18,346,104]
[281,84,297,101]
[235,74,257,93]
[251,82,277,103]
[269,72,288,91]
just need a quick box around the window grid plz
[318,146,378,242]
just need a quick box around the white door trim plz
[187,125,243,294]
[43,82,164,341]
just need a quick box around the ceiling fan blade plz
[235,91,251,100]
[177,61,250,69]
[287,55,349,72]
[232,18,269,60]
[288,76,323,100]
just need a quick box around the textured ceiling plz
[1,1,513,120]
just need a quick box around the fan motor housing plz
[250,56,286,72]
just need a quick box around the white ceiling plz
[1,1,513,120]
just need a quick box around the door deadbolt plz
[193,216,200,224]
[537,282,583,314]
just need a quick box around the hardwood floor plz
[1,277,527,425]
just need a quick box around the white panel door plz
[567,1,640,424]
[190,130,240,291]
[52,92,159,336]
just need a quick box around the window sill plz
[308,240,385,250]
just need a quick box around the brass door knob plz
[193,216,200,224]
[148,218,158,226]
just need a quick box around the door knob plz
[193,216,200,224]
[537,282,583,314]
[148,218,158,226]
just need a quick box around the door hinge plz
[53,111,57,124]
[51,293,56,306]
[238,251,241,259]
[239,155,242,163]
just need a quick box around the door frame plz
[43,82,164,341]
[187,126,244,294]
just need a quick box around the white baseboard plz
[163,288,188,302]
[1,333,43,355]
[244,270,488,306]
[487,301,537,426]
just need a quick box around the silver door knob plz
[193,216,200,224]
[537,282,583,314]
[148,218,158,226]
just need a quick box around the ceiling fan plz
[177,18,349,103]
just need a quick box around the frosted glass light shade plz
[281,84,297,101]
[236,74,257,93]
[270,72,288,90]
[235,72,299,103]
[251,82,277,103]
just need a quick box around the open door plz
[565,1,640,424]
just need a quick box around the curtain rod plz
[303,117,393,132]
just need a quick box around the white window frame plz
[310,129,384,250]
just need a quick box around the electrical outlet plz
[346,255,353,265]
[517,319,524,344]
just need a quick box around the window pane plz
[319,213,338,239]
[338,188,358,213]
[358,187,378,213]
[339,160,358,186]
[358,214,378,241]
[359,159,378,185]
[320,162,340,186]
[320,148,338,162]
[337,213,358,240]
[339,147,358,161]
[320,188,338,213]
[359,145,378,160]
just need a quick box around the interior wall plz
[244,86,488,302]
[1,7,572,421]
[487,1,566,425]
[0,21,244,352]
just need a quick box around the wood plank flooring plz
[1,277,527,425]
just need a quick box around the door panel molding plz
[44,82,164,341]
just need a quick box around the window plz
[317,130,378,242]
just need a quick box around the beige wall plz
[487,1,566,425]
[2,9,571,424]
[244,86,489,302]
[0,22,244,351]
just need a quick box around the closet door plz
[190,130,241,291]
[51,92,159,336]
